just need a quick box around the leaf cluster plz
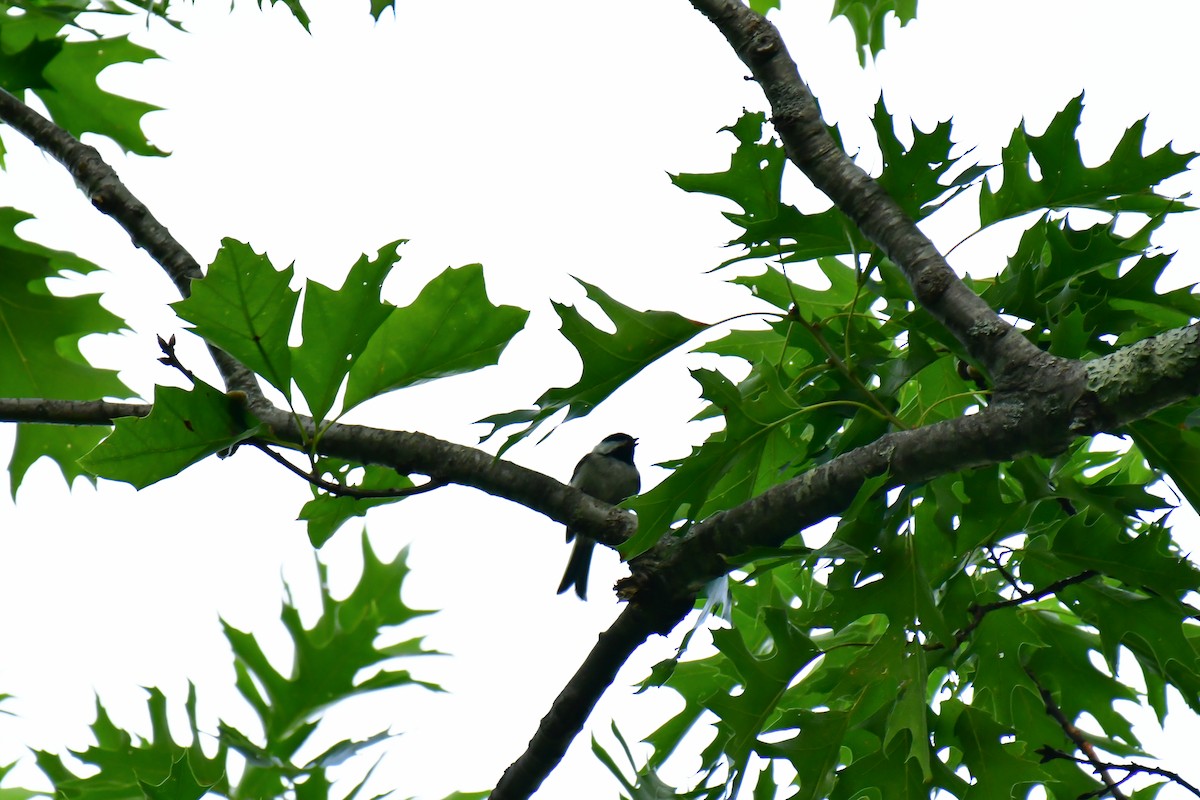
[580,91,1200,798]
[19,536,437,800]
[0,2,1198,799]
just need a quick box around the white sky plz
[0,0,1198,798]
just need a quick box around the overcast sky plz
[0,1,1198,798]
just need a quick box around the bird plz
[557,433,640,600]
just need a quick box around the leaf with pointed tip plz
[873,98,991,220]
[223,536,440,756]
[0,208,126,401]
[755,710,847,800]
[980,94,1195,225]
[139,753,217,800]
[831,0,918,65]
[1129,402,1200,515]
[344,264,527,411]
[260,0,311,29]
[883,647,931,780]
[9,423,107,496]
[80,382,260,488]
[293,241,404,422]
[40,36,164,156]
[956,704,1048,799]
[1061,582,1200,714]
[298,459,416,548]
[174,239,298,397]
[621,362,816,558]
[481,280,704,451]
[33,687,225,800]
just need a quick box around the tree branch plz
[926,571,1097,653]
[0,397,148,425]
[1027,671,1129,800]
[1036,746,1200,799]
[0,86,262,403]
[251,443,448,499]
[685,0,1042,382]
[491,599,693,799]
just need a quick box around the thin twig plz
[985,545,1029,598]
[252,443,447,499]
[926,570,1096,651]
[156,334,196,384]
[796,315,906,427]
[1026,670,1128,800]
[1037,746,1200,798]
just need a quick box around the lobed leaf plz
[344,264,527,412]
[174,239,298,398]
[80,382,260,489]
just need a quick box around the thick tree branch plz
[5,328,1200,800]
[491,599,692,799]
[623,319,1200,604]
[0,88,198,294]
[686,0,1042,383]
[0,87,261,402]
[0,397,148,425]
[0,394,636,545]
[2,26,1199,797]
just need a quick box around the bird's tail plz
[556,535,594,600]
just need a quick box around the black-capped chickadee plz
[557,433,640,600]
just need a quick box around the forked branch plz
[686,0,1042,382]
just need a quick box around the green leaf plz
[370,2,398,21]
[1048,514,1200,598]
[0,23,58,94]
[671,112,868,270]
[824,522,954,647]
[292,241,403,422]
[756,710,847,800]
[139,753,217,800]
[872,98,989,221]
[9,423,107,496]
[1062,582,1200,713]
[80,382,260,488]
[621,362,814,558]
[174,239,299,397]
[672,112,785,229]
[1129,402,1200,513]
[980,95,1195,226]
[1024,613,1141,745]
[298,460,417,547]
[830,0,918,64]
[983,215,1200,351]
[0,207,127,401]
[39,36,164,157]
[828,736,931,799]
[222,536,440,753]
[260,0,311,30]
[538,279,705,416]
[952,703,1046,800]
[33,686,226,800]
[481,280,704,449]
[703,608,821,786]
[883,647,931,780]
[344,264,527,411]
